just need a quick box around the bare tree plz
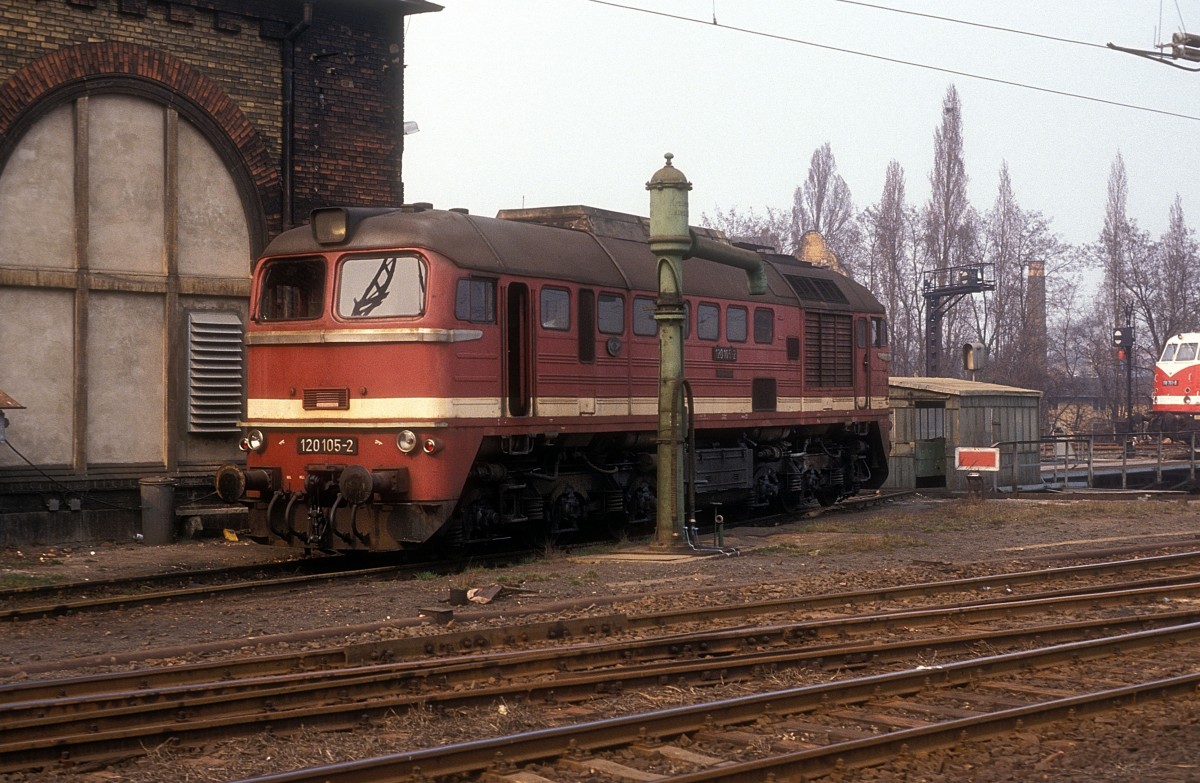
[922,85,976,376]
[924,86,971,276]
[1096,153,1161,422]
[860,160,923,376]
[967,162,1071,391]
[791,142,856,262]
[1046,281,1108,432]
[699,204,793,253]
[1099,153,1135,324]
[1141,195,1200,353]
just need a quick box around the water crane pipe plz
[645,153,764,549]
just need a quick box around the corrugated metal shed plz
[885,377,1042,492]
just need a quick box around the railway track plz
[0,490,911,624]
[230,621,1200,783]
[0,550,537,623]
[4,551,1200,774]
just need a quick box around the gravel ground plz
[2,493,1199,782]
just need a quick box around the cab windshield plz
[257,258,325,321]
[337,254,426,319]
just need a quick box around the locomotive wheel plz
[623,476,657,527]
[779,489,809,515]
[815,489,841,507]
[527,482,586,548]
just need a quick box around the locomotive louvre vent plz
[186,311,245,433]
[784,274,849,305]
[303,388,350,410]
[804,312,853,387]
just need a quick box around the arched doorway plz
[0,86,263,476]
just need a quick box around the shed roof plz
[888,377,1042,398]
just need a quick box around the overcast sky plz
[402,1,1199,249]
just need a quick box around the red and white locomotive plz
[215,204,891,551]
[1152,332,1200,427]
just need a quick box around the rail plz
[992,430,1200,496]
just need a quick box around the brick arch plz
[0,41,279,244]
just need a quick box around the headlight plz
[396,429,418,453]
[311,208,348,244]
[239,429,266,454]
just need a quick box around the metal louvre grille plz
[784,274,849,304]
[804,312,853,387]
[187,311,244,433]
[303,388,350,410]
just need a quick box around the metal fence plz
[991,431,1199,495]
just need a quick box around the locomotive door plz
[504,283,533,417]
[854,316,870,409]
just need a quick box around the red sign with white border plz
[955,447,1000,472]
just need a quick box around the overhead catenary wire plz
[835,0,1108,50]
[584,0,1200,123]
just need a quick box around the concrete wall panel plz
[177,120,252,278]
[0,288,74,466]
[86,292,164,465]
[88,95,165,275]
[0,103,74,270]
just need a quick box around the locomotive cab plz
[216,207,486,550]
[1152,333,1200,430]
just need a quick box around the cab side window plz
[871,316,888,348]
[455,277,496,323]
[259,258,325,321]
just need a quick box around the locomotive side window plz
[258,258,326,321]
[753,308,774,344]
[872,316,888,347]
[598,293,625,335]
[1179,343,1199,362]
[727,306,748,342]
[540,287,570,330]
[856,318,868,349]
[337,254,426,319]
[697,302,719,341]
[633,296,657,336]
[455,277,497,323]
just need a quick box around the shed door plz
[914,401,946,488]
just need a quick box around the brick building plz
[0,0,440,544]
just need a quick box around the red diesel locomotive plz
[215,204,891,551]
[1152,332,1200,429]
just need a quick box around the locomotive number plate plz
[297,436,358,455]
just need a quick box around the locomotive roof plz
[262,205,884,314]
